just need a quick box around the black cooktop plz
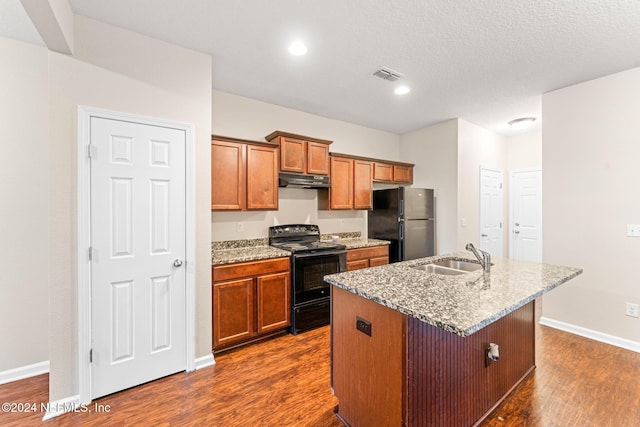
[269,224,346,253]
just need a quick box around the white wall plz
[399,119,458,254]
[47,15,212,401]
[211,90,399,240]
[0,37,49,372]
[507,130,541,170]
[542,67,640,346]
[457,120,509,254]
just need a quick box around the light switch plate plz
[626,302,639,318]
[627,224,640,237]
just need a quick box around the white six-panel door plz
[480,167,503,257]
[90,117,186,399]
[510,170,542,262]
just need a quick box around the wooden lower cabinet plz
[213,257,290,351]
[332,287,536,427]
[346,245,389,271]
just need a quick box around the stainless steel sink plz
[412,264,468,275]
[430,259,483,272]
[411,258,483,276]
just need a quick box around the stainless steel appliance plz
[367,188,435,263]
[269,224,346,334]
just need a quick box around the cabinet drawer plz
[347,259,370,271]
[369,256,389,267]
[213,257,290,283]
[347,245,389,262]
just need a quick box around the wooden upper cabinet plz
[353,160,373,209]
[373,160,414,184]
[306,142,330,175]
[279,137,306,174]
[373,162,393,182]
[211,135,278,211]
[328,156,354,209]
[246,144,278,210]
[211,139,245,210]
[393,164,413,184]
[319,155,373,210]
[265,131,332,175]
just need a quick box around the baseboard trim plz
[0,360,49,385]
[194,353,215,370]
[540,317,640,353]
[42,394,81,421]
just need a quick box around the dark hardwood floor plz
[1,322,639,426]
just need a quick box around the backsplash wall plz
[211,188,366,241]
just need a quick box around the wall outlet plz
[627,224,640,237]
[625,302,639,318]
[236,222,244,233]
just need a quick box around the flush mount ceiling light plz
[288,41,307,56]
[508,117,536,130]
[394,85,411,95]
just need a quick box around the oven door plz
[292,250,346,305]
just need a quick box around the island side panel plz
[332,286,407,427]
[407,301,536,427]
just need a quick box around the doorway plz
[479,167,503,257]
[509,169,542,262]
[78,107,195,403]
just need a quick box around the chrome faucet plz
[465,243,491,273]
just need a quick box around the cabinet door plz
[256,272,290,334]
[213,278,255,348]
[307,141,330,175]
[373,162,393,182]
[246,144,278,210]
[329,157,354,209]
[353,160,373,209]
[393,165,413,184]
[211,140,245,210]
[279,137,306,174]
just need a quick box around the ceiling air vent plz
[372,66,404,82]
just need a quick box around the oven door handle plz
[291,250,347,259]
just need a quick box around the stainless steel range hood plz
[278,172,330,189]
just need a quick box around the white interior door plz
[510,170,542,262]
[480,168,503,256]
[90,117,186,399]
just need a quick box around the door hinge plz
[500,182,503,189]
[88,145,97,159]
[88,246,93,261]
[89,348,93,363]
[500,222,503,229]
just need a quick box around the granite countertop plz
[212,232,390,265]
[324,252,582,337]
[324,237,390,250]
[212,238,290,265]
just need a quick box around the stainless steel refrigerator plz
[367,188,435,263]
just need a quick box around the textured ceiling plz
[8,1,640,136]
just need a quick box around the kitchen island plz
[324,252,582,427]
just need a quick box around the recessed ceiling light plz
[288,41,307,56]
[508,117,536,130]
[394,85,410,95]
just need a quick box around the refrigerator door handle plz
[398,217,404,223]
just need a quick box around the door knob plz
[173,259,183,268]
[515,222,520,226]
[481,234,488,237]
